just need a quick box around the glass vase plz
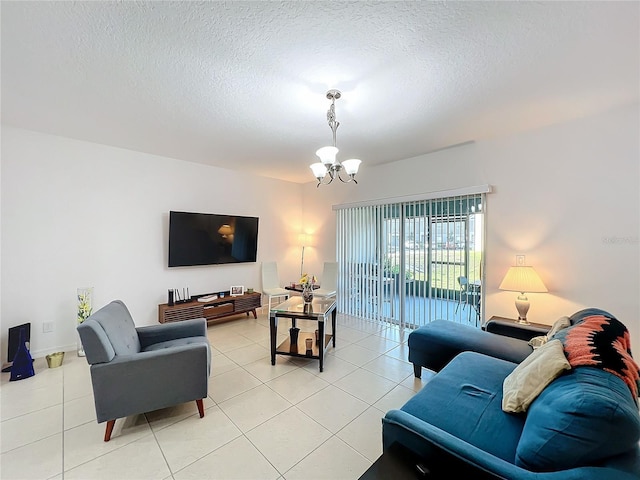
[77,287,93,357]
[289,327,300,353]
[302,285,314,305]
[77,332,85,357]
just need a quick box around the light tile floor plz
[0,311,434,480]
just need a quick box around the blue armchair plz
[77,300,211,441]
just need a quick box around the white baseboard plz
[30,343,77,360]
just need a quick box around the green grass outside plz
[385,250,482,291]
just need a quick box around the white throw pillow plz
[502,339,571,413]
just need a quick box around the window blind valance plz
[332,184,492,211]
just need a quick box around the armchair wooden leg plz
[413,363,422,378]
[104,419,116,442]
[196,398,205,418]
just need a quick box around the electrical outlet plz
[516,255,526,266]
[42,322,54,333]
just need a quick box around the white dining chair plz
[314,261,338,298]
[261,261,290,312]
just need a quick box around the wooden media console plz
[158,291,262,325]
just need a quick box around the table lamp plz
[498,265,548,324]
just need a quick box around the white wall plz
[3,102,638,358]
[304,103,640,345]
[1,127,303,358]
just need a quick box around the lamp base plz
[514,294,530,325]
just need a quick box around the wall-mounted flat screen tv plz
[168,211,259,267]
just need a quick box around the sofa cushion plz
[143,336,210,352]
[515,367,640,472]
[402,351,525,463]
[502,339,571,413]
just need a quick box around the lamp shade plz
[217,224,233,237]
[499,266,548,293]
[341,159,361,175]
[310,162,328,179]
[315,146,338,166]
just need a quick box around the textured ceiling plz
[2,1,638,183]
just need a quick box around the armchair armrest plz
[137,318,207,349]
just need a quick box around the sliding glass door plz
[336,192,486,329]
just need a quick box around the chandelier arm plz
[337,170,357,184]
[316,169,335,187]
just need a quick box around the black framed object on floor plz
[2,322,31,372]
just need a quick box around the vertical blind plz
[335,190,487,329]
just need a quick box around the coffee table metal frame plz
[269,296,337,372]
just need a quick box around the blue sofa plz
[383,310,640,479]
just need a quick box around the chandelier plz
[310,89,362,186]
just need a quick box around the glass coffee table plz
[269,296,337,372]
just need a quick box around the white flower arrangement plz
[77,288,93,324]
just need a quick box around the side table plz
[269,296,337,372]
[484,316,551,342]
[359,443,498,480]
[358,444,429,479]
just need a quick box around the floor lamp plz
[299,234,309,277]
